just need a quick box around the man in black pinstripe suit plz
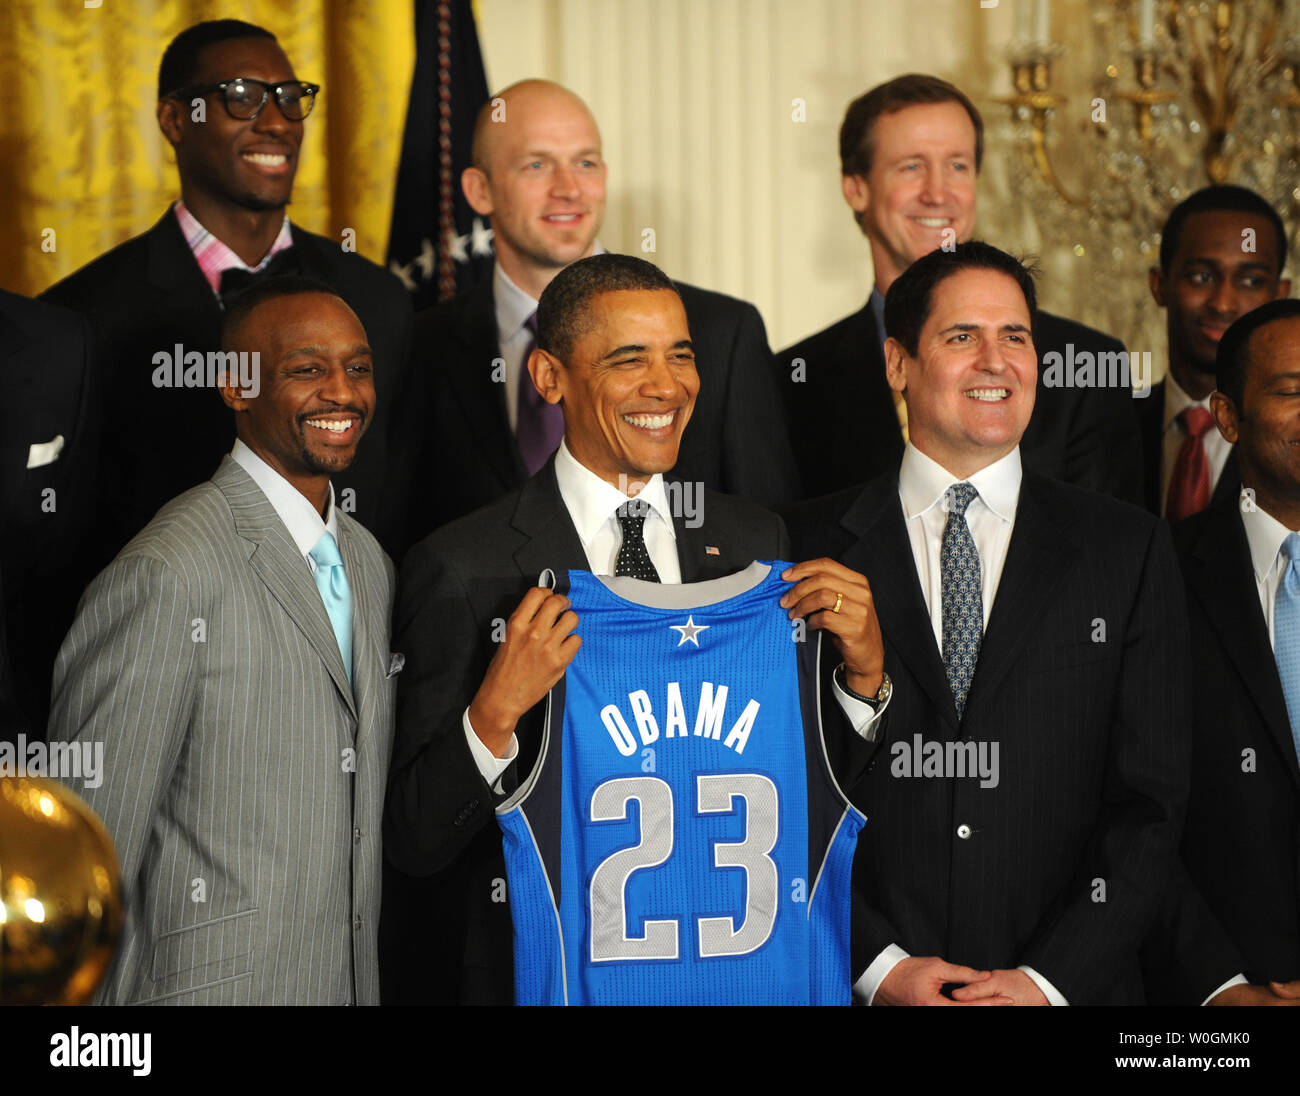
[49,278,398,1004]
[788,242,1190,1005]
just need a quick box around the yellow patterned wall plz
[0,0,415,298]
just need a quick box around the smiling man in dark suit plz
[1142,299,1300,1006]
[788,241,1189,1005]
[381,253,886,1004]
[778,74,1141,503]
[387,79,799,558]
[40,19,411,571]
[1139,185,1290,519]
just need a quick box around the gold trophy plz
[0,777,122,1004]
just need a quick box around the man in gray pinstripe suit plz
[49,276,398,1005]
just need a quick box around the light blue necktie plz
[310,531,353,685]
[941,483,983,720]
[1272,533,1300,766]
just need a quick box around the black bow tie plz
[218,247,301,308]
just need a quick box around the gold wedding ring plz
[832,592,843,614]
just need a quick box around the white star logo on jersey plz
[669,616,710,647]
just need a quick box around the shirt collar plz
[1163,368,1212,432]
[493,241,610,342]
[230,439,338,559]
[553,438,677,547]
[899,442,1022,523]
[493,262,538,342]
[174,200,294,298]
[1241,496,1297,585]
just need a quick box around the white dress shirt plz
[231,440,338,564]
[854,443,1066,1006]
[1242,496,1299,641]
[1161,371,1232,517]
[463,439,885,787]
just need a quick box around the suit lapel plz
[510,461,587,581]
[446,277,527,492]
[839,475,958,733]
[1186,504,1300,790]
[216,458,358,717]
[964,474,1079,718]
[338,518,383,741]
[144,210,225,314]
[672,489,755,582]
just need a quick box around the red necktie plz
[1165,405,1214,522]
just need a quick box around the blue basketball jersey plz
[496,560,865,1005]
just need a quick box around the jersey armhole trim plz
[496,682,554,814]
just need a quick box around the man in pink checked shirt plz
[41,17,412,574]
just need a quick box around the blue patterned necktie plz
[941,483,983,719]
[1272,533,1300,767]
[310,531,354,685]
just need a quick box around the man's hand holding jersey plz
[468,587,581,758]
[780,558,885,699]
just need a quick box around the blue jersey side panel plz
[499,562,863,1005]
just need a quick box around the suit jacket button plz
[956,824,972,839]
[353,827,361,843]
[353,915,363,930]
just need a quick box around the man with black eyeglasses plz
[42,19,412,576]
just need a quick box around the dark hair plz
[884,240,1037,357]
[536,253,678,363]
[1215,298,1300,407]
[1159,184,1288,276]
[220,274,342,351]
[159,20,277,99]
[840,73,984,179]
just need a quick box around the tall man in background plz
[41,19,412,568]
[389,79,799,557]
[1141,185,1290,519]
[778,74,1141,502]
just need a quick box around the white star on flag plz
[669,616,710,647]
[470,216,495,256]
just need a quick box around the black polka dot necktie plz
[614,507,661,582]
[941,482,982,719]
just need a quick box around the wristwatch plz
[834,663,892,709]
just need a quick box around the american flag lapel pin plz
[705,545,720,556]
